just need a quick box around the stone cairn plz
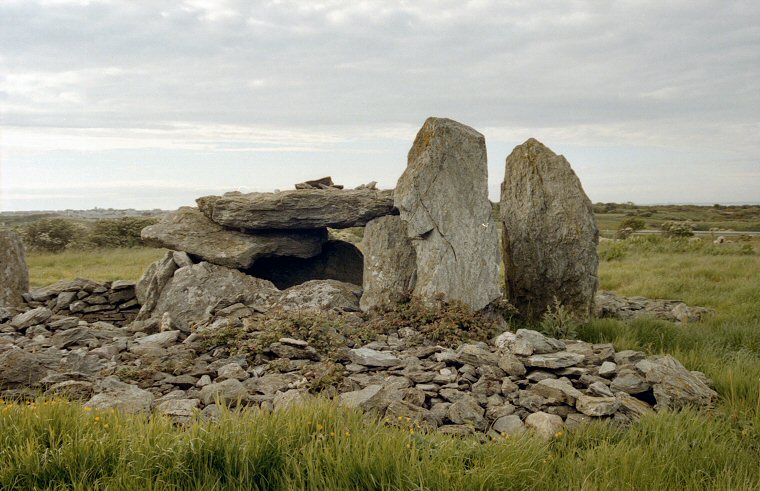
[0,117,717,439]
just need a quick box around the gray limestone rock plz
[575,395,620,417]
[394,117,502,311]
[197,188,395,230]
[595,290,714,323]
[149,262,279,332]
[448,394,487,431]
[492,414,525,436]
[0,230,29,308]
[135,252,179,320]
[642,355,718,410]
[141,207,327,269]
[275,279,362,312]
[157,398,200,424]
[339,384,385,411]
[199,378,249,406]
[360,216,417,311]
[10,307,53,330]
[247,240,363,289]
[349,348,400,367]
[0,349,58,387]
[524,352,585,369]
[85,377,154,413]
[500,138,598,321]
[524,411,564,440]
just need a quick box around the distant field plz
[26,248,166,287]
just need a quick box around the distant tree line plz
[19,217,158,252]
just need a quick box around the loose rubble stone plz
[157,398,200,425]
[10,307,53,330]
[497,352,527,377]
[492,414,526,436]
[595,290,714,323]
[610,368,650,395]
[200,379,249,406]
[85,377,154,413]
[142,207,328,269]
[500,138,598,321]
[0,349,57,387]
[524,352,585,369]
[349,348,400,367]
[360,215,417,311]
[394,117,502,311]
[642,355,718,410]
[149,262,280,332]
[275,280,362,312]
[448,394,487,431]
[576,395,620,417]
[525,412,564,440]
[339,384,385,411]
[197,189,395,230]
[534,378,582,404]
[0,230,29,308]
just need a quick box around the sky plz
[1,0,758,211]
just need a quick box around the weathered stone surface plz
[360,216,417,311]
[199,378,249,406]
[497,352,527,377]
[135,252,179,319]
[0,230,29,308]
[339,384,385,411]
[513,329,566,355]
[0,349,57,387]
[524,352,584,369]
[197,189,395,230]
[642,355,718,410]
[157,398,200,424]
[275,280,362,312]
[610,368,650,395]
[492,414,525,436]
[149,262,279,332]
[394,117,502,311]
[500,138,598,321]
[576,395,620,417]
[595,290,714,323]
[534,378,582,404]
[348,348,400,367]
[85,377,154,413]
[294,176,343,190]
[46,380,95,401]
[448,394,486,431]
[141,207,327,269]
[10,307,53,330]
[524,411,564,440]
[247,240,363,289]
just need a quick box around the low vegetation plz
[4,219,760,489]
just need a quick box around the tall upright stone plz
[500,138,598,321]
[394,117,502,311]
[360,215,417,311]
[0,230,29,308]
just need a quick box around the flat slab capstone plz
[196,189,396,230]
[141,207,327,269]
[394,117,502,311]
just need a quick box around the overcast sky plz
[1,0,758,211]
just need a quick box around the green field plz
[5,237,760,489]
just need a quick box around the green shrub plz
[88,217,158,248]
[660,220,695,238]
[619,216,646,232]
[22,218,82,252]
[537,298,578,339]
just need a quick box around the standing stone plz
[500,138,598,321]
[394,117,502,311]
[360,216,417,311]
[0,230,29,308]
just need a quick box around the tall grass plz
[1,398,759,490]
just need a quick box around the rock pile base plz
[0,289,717,441]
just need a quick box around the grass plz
[26,248,166,287]
[8,235,760,489]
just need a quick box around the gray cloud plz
[1,0,759,210]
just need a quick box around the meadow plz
[3,235,759,489]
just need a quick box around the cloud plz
[0,0,758,210]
